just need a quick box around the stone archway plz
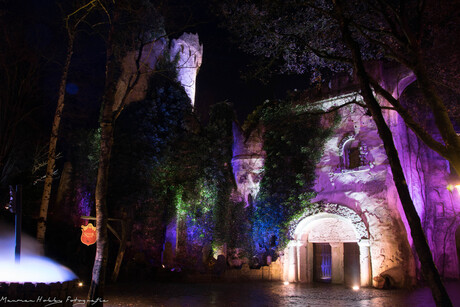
[284,203,371,287]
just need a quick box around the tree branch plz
[304,40,353,64]
[369,77,448,157]
[293,95,367,116]
[371,0,410,48]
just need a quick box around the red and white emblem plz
[81,223,97,246]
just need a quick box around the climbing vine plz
[110,58,241,264]
[110,54,336,267]
[248,98,338,253]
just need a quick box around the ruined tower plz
[170,33,203,107]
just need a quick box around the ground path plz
[74,280,460,307]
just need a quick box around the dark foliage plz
[248,98,337,251]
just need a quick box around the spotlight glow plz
[0,224,77,283]
[447,184,460,193]
[352,285,360,291]
[0,255,77,283]
[283,281,289,285]
[78,282,83,287]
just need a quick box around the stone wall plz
[288,93,416,287]
[232,72,460,285]
[165,72,460,280]
[114,32,203,111]
[389,91,460,279]
[223,261,283,281]
[114,38,168,112]
[170,33,203,107]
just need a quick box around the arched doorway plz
[285,203,371,287]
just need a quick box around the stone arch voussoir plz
[289,202,368,241]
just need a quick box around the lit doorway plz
[314,243,332,283]
[344,242,360,286]
[287,206,371,286]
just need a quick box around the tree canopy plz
[219,1,457,305]
[219,0,460,175]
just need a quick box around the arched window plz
[342,139,361,169]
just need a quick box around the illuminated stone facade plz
[288,92,416,287]
[232,69,460,287]
[114,32,203,111]
[115,33,203,264]
[170,33,203,107]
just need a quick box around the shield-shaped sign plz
[81,223,97,246]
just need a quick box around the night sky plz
[162,1,311,123]
[5,0,311,125]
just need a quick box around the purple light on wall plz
[76,188,92,225]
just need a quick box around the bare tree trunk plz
[86,119,112,306]
[111,213,129,282]
[37,1,95,244]
[37,35,74,244]
[85,1,158,302]
[333,1,452,305]
[86,17,116,304]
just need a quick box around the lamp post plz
[6,185,22,263]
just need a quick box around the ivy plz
[110,52,337,264]
[110,58,192,212]
[249,98,338,252]
[110,61,243,261]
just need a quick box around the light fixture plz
[283,281,289,285]
[78,282,83,287]
[447,183,460,193]
[352,285,360,291]
[447,169,460,193]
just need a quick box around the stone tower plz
[170,33,203,107]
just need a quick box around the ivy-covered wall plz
[231,98,338,264]
[110,57,250,272]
